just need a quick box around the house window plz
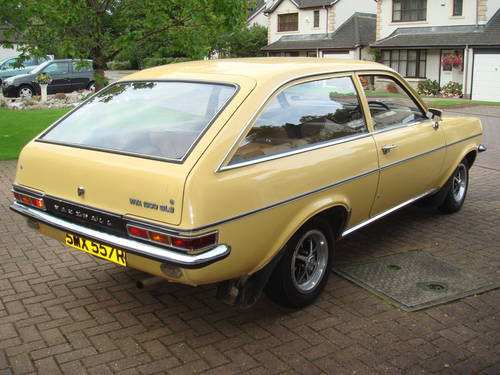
[453,0,463,16]
[278,13,299,32]
[393,0,426,22]
[382,49,427,78]
[313,10,320,28]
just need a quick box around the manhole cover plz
[334,251,499,311]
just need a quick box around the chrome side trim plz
[220,132,372,171]
[10,202,230,269]
[191,168,379,232]
[341,188,437,237]
[13,133,483,235]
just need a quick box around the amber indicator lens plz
[149,232,169,244]
[13,191,45,210]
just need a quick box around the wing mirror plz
[426,108,442,121]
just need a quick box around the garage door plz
[472,51,500,102]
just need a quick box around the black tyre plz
[438,160,469,214]
[265,218,334,308]
[18,85,34,98]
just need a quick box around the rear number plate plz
[65,233,127,266]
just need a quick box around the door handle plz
[381,144,398,154]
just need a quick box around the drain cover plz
[334,251,499,311]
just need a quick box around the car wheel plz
[439,160,469,214]
[265,218,334,308]
[18,85,34,98]
[87,81,95,91]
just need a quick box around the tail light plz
[126,224,217,252]
[13,191,46,210]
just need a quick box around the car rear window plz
[39,81,236,161]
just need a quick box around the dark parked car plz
[2,59,94,98]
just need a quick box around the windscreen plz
[39,81,236,161]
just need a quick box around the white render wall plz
[378,0,484,40]
[334,0,377,28]
[248,9,268,27]
[0,45,19,61]
[268,0,329,43]
[486,0,500,19]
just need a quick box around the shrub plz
[141,57,192,69]
[441,81,463,98]
[107,60,133,70]
[417,79,440,96]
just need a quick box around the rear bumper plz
[10,202,230,269]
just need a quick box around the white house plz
[0,26,20,61]
[371,0,500,101]
[248,0,268,27]
[261,0,377,59]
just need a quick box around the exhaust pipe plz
[136,276,163,289]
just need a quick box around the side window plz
[359,74,427,131]
[229,76,367,165]
[43,62,70,74]
[72,61,92,72]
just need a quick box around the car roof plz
[126,58,391,86]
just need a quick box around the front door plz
[358,74,446,216]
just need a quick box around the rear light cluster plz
[126,224,217,252]
[13,191,45,210]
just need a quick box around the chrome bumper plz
[478,144,487,153]
[10,202,230,269]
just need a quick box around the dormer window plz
[393,0,426,22]
[453,0,463,16]
[278,13,299,32]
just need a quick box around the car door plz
[42,62,71,94]
[70,61,92,90]
[357,73,446,217]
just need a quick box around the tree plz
[227,24,267,58]
[0,0,249,89]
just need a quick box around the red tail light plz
[126,224,217,251]
[13,191,45,210]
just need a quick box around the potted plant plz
[36,73,52,102]
[441,53,463,70]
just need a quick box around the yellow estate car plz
[11,58,486,308]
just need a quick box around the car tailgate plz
[14,141,185,226]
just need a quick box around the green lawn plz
[426,99,500,107]
[0,107,70,160]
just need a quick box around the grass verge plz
[0,107,70,160]
[426,99,500,107]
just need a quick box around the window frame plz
[382,49,427,78]
[278,13,299,32]
[313,10,320,28]
[392,0,427,22]
[220,72,371,171]
[452,0,463,16]
[356,72,429,133]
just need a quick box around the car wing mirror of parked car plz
[427,108,442,121]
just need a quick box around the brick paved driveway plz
[1,107,499,375]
